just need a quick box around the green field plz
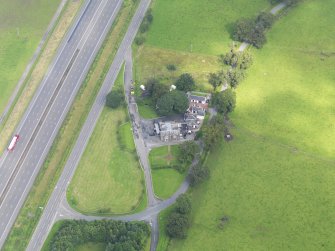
[166,1,335,250]
[67,70,146,215]
[152,168,185,200]
[149,145,185,199]
[0,0,61,113]
[146,0,270,55]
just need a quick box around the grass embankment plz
[3,0,140,249]
[0,0,84,153]
[149,145,185,199]
[168,1,335,250]
[0,0,61,114]
[67,69,146,215]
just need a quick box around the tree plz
[175,194,192,214]
[208,72,223,90]
[223,69,245,88]
[177,141,200,168]
[156,91,188,116]
[145,78,169,103]
[166,212,190,239]
[202,115,225,150]
[239,50,253,70]
[211,89,236,114]
[175,73,195,92]
[156,92,174,116]
[233,18,267,48]
[219,49,253,70]
[106,90,124,109]
[189,164,210,187]
[172,90,189,114]
[256,12,275,30]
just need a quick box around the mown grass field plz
[146,0,270,55]
[3,1,139,249]
[67,70,145,215]
[149,145,185,199]
[0,0,61,114]
[167,0,335,250]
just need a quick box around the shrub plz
[106,90,124,109]
[166,64,177,71]
[189,164,210,187]
[135,36,145,45]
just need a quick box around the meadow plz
[0,0,61,113]
[67,72,145,215]
[167,0,335,250]
[149,145,186,199]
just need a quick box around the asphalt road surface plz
[0,0,122,248]
[27,0,151,250]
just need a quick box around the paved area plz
[0,0,122,248]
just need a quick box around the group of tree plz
[106,89,124,109]
[166,194,192,239]
[135,8,153,45]
[233,12,275,48]
[202,115,226,150]
[49,220,150,251]
[145,73,196,116]
[208,49,252,92]
[156,90,189,116]
[176,141,200,173]
[189,163,210,187]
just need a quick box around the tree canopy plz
[208,72,223,91]
[211,89,236,115]
[49,220,150,251]
[202,115,225,150]
[189,164,210,187]
[156,90,189,116]
[106,90,124,109]
[175,73,195,92]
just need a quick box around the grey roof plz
[190,95,206,102]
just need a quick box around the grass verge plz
[2,0,140,249]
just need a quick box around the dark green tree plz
[257,12,275,29]
[166,213,190,239]
[208,72,223,91]
[156,92,174,116]
[223,69,245,88]
[177,141,200,170]
[202,115,225,150]
[189,164,210,187]
[175,73,195,92]
[106,90,124,109]
[172,90,189,114]
[175,194,192,215]
[211,89,236,114]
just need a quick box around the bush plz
[139,21,150,33]
[177,142,200,173]
[189,164,210,187]
[175,194,192,214]
[106,90,124,109]
[135,36,145,45]
[166,64,177,71]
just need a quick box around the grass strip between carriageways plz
[2,0,140,250]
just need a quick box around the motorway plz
[27,0,152,250]
[0,0,123,248]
